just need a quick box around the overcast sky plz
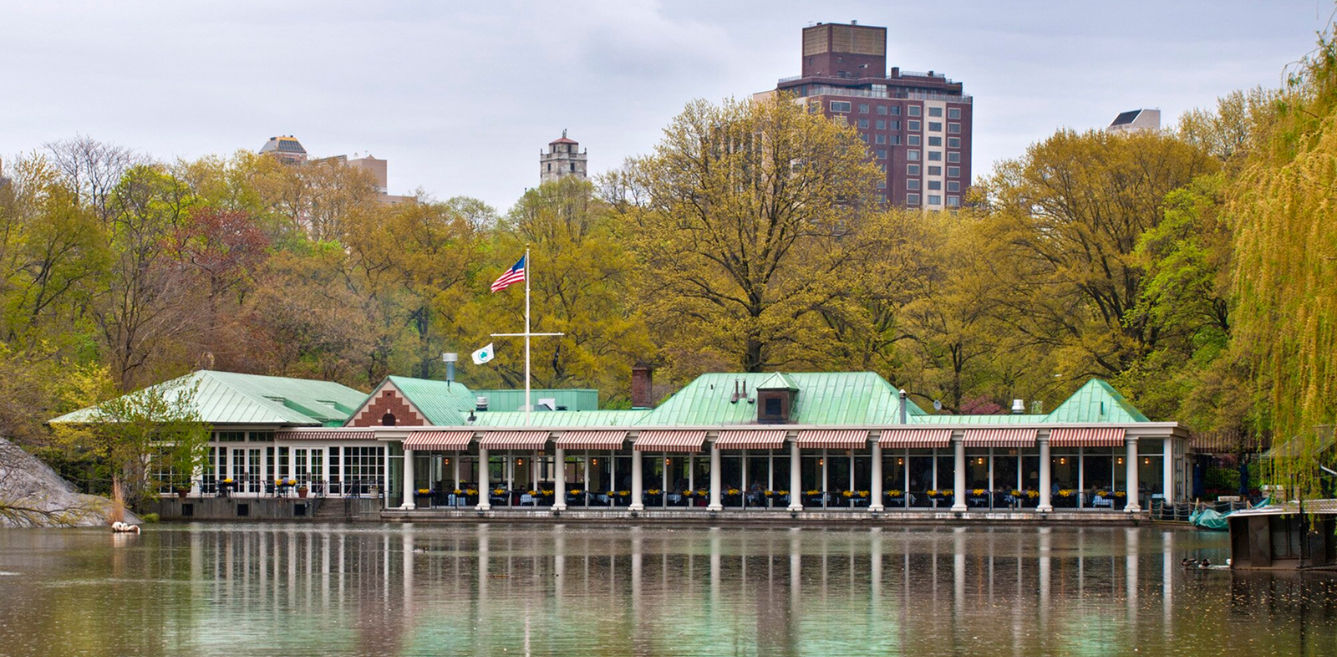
[3,1,1330,212]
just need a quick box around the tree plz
[43,136,139,223]
[621,96,882,375]
[979,129,1217,385]
[1229,34,1337,498]
[49,375,210,511]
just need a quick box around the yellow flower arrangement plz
[927,489,941,497]
[464,488,478,495]
[569,489,583,495]
[275,479,284,487]
[540,489,554,496]
[857,490,869,498]
[493,488,506,495]
[887,490,903,497]
[527,490,538,496]
[805,489,821,496]
[286,479,297,486]
[971,488,987,496]
[726,488,741,495]
[222,478,234,484]
[695,489,708,496]
[1026,490,1040,499]
[1095,490,1110,497]
[618,490,630,497]
[1058,489,1075,497]
[763,490,774,497]
[1010,489,1023,497]
[1113,491,1127,498]
[842,490,854,498]
[453,488,463,495]
[417,488,430,495]
[776,490,789,496]
[647,488,662,495]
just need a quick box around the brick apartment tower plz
[768,22,973,209]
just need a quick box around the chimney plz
[1011,399,1025,414]
[631,362,654,409]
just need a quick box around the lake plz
[0,523,1333,656]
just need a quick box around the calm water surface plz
[0,522,1334,656]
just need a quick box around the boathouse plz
[52,369,1189,521]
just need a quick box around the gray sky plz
[3,1,1330,212]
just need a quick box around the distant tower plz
[1107,109,1161,134]
[540,130,587,183]
[259,135,308,164]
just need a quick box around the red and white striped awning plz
[1049,427,1126,447]
[796,430,869,450]
[961,428,1038,448]
[634,430,707,453]
[554,430,627,451]
[878,428,952,449]
[402,431,474,451]
[715,429,787,450]
[478,431,549,451]
[276,430,375,441]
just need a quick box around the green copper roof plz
[471,410,650,427]
[756,372,799,391]
[381,376,476,426]
[639,372,926,426]
[51,370,366,427]
[913,414,1050,425]
[471,389,599,412]
[1045,379,1150,423]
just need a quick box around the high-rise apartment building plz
[1106,108,1161,134]
[540,130,587,184]
[763,22,973,209]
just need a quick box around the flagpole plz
[524,246,531,416]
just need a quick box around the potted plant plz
[297,484,309,498]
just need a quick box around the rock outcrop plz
[0,438,131,527]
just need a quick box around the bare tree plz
[44,135,140,223]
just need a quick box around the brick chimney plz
[631,362,654,409]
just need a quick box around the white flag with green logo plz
[471,343,495,365]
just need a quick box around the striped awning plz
[478,431,549,450]
[878,428,952,449]
[555,430,627,451]
[402,431,474,451]
[1049,427,1126,447]
[634,430,707,453]
[715,429,787,450]
[961,428,1038,448]
[796,430,869,450]
[276,430,375,441]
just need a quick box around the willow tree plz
[620,96,881,375]
[1231,35,1337,499]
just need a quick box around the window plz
[875,120,885,130]
[948,122,961,134]
[830,101,852,113]
[928,136,942,146]
[876,179,887,188]
[889,135,901,145]
[947,152,961,163]
[907,164,920,175]
[928,106,943,117]
[948,107,962,120]
[928,195,942,205]
[907,193,920,205]
[927,180,942,191]
[876,149,887,159]
[907,149,920,161]
[908,135,921,146]
[928,151,942,161]
[947,137,961,148]
[947,166,961,177]
[859,103,869,113]
[858,119,869,129]
[908,105,922,117]
[890,105,902,115]
[947,181,961,192]
[907,178,921,190]
[860,134,868,143]
[947,195,961,207]
[929,122,942,132]
[928,166,941,175]
[889,120,900,130]
[875,134,886,144]
[876,105,888,115]
[908,120,921,131]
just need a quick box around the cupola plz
[755,373,800,424]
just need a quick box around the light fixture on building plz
[897,458,904,465]
[444,458,451,465]
[664,457,671,466]
[1059,457,1067,465]
[1144,458,1150,465]
[818,458,825,467]
[976,457,985,465]
[592,458,599,466]
[1116,457,1123,465]
[516,458,524,466]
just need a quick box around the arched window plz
[381,413,397,426]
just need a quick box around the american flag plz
[490,255,526,292]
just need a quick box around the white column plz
[707,444,722,511]
[870,441,884,512]
[1162,437,1175,505]
[553,448,567,512]
[402,448,416,510]
[1037,435,1053,512]
[476,448,490,511]
[1125,437,1141,512]
[951,437,967,512]
[788,441,803,511]
[630,450,645,511]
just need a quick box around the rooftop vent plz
[475,396,489,412]
[1011,399,1025,414]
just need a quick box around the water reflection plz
[0,523,1334,656]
